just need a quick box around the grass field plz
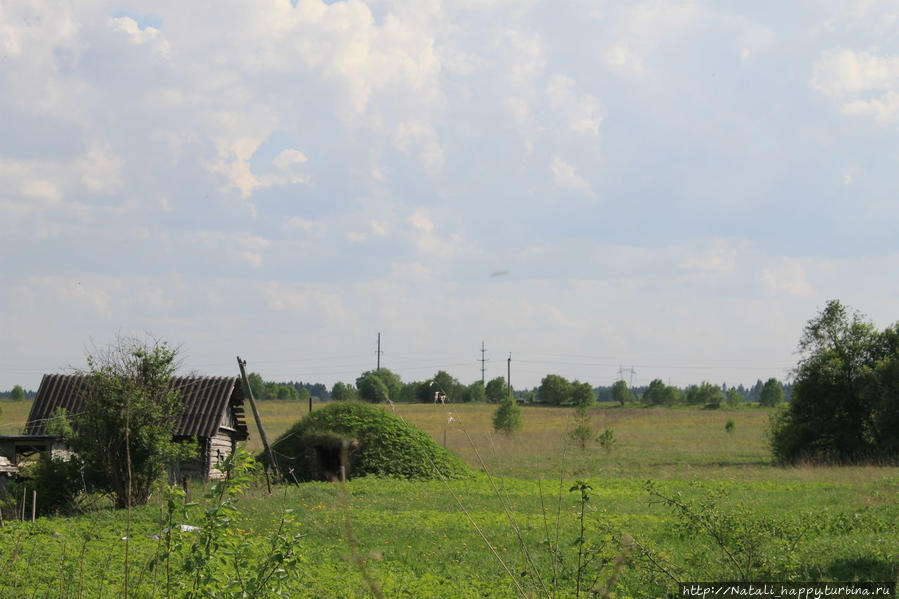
[0,399,897,597]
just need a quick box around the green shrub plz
[492,396,522,435]
[598,428,616,452]
[268,401,470,482]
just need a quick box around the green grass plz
[1,400,897,596]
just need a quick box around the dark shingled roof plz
[25,374,249,440]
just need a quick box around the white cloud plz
[20,180,63,204]
[678,240,736,274]
[812,48,899,125]
[108,16,170,59]
[761,260,814,297]
[272,149,309,169]
[130,226,151,240]
[546,74,603,135]
[603,0,699,77]
[409,209,435,233]
[550,156,596,198]
[284,217,325,235]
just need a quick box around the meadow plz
[0,400,897,597]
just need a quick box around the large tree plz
[355,368,403,403]
[759,378,783,407]
[538,374,571,405]
[770,300,899,462]
[331,381,357,401]
[10,384,25,401]
[69,336,191,508]
[569,380,596,407]
[485,376,507,403]
[643,379,679,406]
[464,380,486,403]
[611,380,631,406]
[684,381,723,408]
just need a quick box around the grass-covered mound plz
[269,401,471,482]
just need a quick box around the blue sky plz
[2,0,898,391]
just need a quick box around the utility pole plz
[507,353,511,401]
[376,332,382,370]
[237,357,280,479]
[480,341,486,386]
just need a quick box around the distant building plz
[0,374,249,480]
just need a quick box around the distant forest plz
[0,377,790,404]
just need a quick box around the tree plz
[485,376,507,403]
[570,380,596,408]
[726,387,743,407]
[493,393,522,435]
[539,374,572,405]
[464,380,486,403]
[277,384,299,400]
[356,369,402,403]
[331,381,357,401]
[247,372,266,400]
[643,379,679,406]
[685,381,723,408]
[759,378,783,407]
[356,372,390,403]
[68,336,192,508]
[10,384,25,401]
[568,381,596,448]
[611,380,630,406]
[770,300,899,462]
[297,387,311,402]
[432,370,463,403]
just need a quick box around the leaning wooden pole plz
[237,357,280,479]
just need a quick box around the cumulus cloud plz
[603,0,698,77]
[812,48,899,125]
[546,74,603,135]
[678,240,736,274]
[272,149,309,169]
[550,156,596,198]
[108,16,170,58]
[761,260,814,297]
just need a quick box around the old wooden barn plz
[0,374,250,480]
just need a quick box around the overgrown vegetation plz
[68,336,194,508]
[268,401,471,481]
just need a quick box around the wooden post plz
[308,394,312,414]
[339,465,346,483]
[21,487,25,521]
[31,491,36,523]
[237,357,280,479]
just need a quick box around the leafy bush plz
[268,401,470,481]
[6,456,107,517]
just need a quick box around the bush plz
[268,401,470,481]
[7,456,107,517]
[598,428,616,452]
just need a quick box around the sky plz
[2,0,899,393]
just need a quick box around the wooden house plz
[0,374,250,480]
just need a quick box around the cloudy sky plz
[2,0,898,392]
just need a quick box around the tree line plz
[244,368,790,409]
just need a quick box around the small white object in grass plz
[447,412,454,423]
